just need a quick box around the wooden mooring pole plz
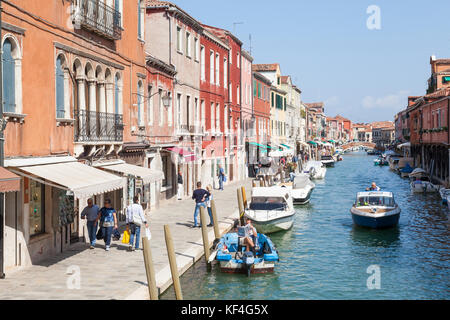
[199,206,211,271]
[237,187,245,226]
[210,199,220,240]
[241,186,248,210]
[142,237,158,300]
[163,224,183,300]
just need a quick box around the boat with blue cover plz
[350,191,401,228]
[215,232,279,276]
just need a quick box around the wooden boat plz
[350,191,401,228]
[244,187,295,234]
[215,232,279,276]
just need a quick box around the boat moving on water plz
[244,187,295,234]
[215,231,279,276]
[350,191,401,228]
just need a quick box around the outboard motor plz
[242,251,255,277]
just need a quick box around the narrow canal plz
[161,151,450,300]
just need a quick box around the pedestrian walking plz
[95,199,118,251]
[177,169,183,200]
[205,185,214,227]
[81,198,100,249]
[126,195,148,251]
[218,164,225,190]
[191,182,210,228]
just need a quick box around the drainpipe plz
[0,0,5,279]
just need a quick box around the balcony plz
[74,0,122,40]
[74,110,123,142]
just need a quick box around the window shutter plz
[56,57,65,118]
[2,39,16,113]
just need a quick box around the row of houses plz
[0,0,314,275]
[395,55,450,186]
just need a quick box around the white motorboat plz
[302,161,327,179]
[244,187,295,234]
[280,174,315,205]
[320,155,335,167]
[409,168,440,193]
[350,191,401,228]
[439,188,450,209]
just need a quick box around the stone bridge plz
[341,141,376,151]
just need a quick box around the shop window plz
[29,181,45,237]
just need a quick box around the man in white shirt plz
[126,195,148,251]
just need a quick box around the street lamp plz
[161,94,172,108]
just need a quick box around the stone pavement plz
[0,179,252,300]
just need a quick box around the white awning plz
[97,162,164,185]
[398,142,411,149]
[10,161,126,199]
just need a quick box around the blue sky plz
[171,0,450,123]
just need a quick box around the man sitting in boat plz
[239,218,258,255]
[366,182,381,191]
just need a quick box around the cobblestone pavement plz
[0,180,252,300]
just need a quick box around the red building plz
[202,24,243,182]
[199,27,229,188]
[251,72,272,161]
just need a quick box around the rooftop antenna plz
[232,22,244,34]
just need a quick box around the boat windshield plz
[356,196,395,207]
[249,196,287,211]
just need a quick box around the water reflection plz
[350,225,401,248]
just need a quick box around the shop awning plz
[167,147,197,162]
[307,141,318,146]
[96,162,164,185]
[9,161,126,199]
[280,144,293,149]
[0,167,20,192]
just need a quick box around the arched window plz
[3,39,15,113]
[56,56,65,118]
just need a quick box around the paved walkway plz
[0,180,252,300]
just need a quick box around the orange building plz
[1,0,158,272]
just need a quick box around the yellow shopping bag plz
[122,230,130,244]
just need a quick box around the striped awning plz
[167,147,197,162]
[0,167,20,192]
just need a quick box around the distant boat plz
[215,232,279,276]
[350,191,401,228]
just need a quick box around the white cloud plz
[362,90,410,110]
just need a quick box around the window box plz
[56,118,75,126]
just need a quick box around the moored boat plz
[409,168,440,193]
[244,186,295,234]
[280,174,315,205]
[320,155,335,167]
[350,191,401,228]
[215,232,279,276]
[303,161,327,179]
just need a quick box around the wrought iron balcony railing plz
[74,109,123,142]
[74,0,122,40]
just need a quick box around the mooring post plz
[163,224,183,300]
[241,186,248,210]
[142,237,158,300]
[237,187,245,226]
[210,199,220,240]
[199,206,211,271]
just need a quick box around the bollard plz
[199,206,211,271]
[164,224,183,300]
[142,237,158,300]
[237,187,245,226]
[210,199,220,240]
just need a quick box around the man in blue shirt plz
[81,198,100,249]
[191,182,210,228]
[218,165,225,190]
[95,199,118,251]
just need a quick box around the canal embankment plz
[0,179,252,300]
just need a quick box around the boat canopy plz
[409,168,427,177]
[252,187,290,199]
[357,191,393,197]
[356,194,395,207]
[293,175,312,189]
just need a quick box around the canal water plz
[161,151,450,300]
